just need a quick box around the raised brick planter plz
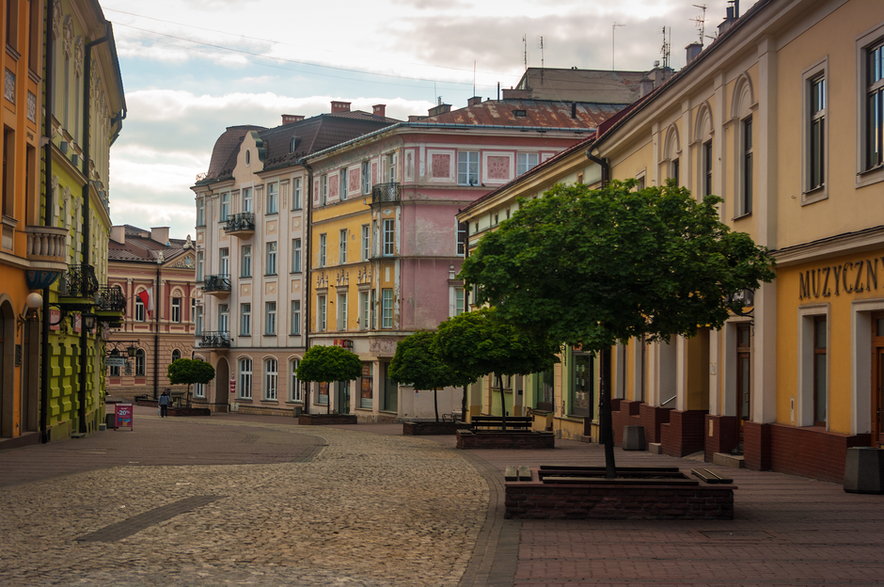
[456,430,554,449]
[505,470,734,519]
[298,414,358,425]
[402,420,461,435]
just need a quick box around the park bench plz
[690,467,733,484]
[456,415,554,449]
[469,415,533,432]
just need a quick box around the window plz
[571,352,594,418]
[266,183,278,214]
[291,238,302,273]
[194,304,203,335]
[218,304,229,333]
[240,303,251,336]
[171,297,182,323]
[736,323,751,421]
[171,349,182,362]
[290,300,301,335]
[670,158,679,185]
[361,160,371,194]
[191,298,196,323]
[135,349,146,376]
[359,291,370,329]
[292,177,302,210]
[807,74,826,192]
[3,127,14,217]
[238,358,252,399]
[337,292,348,330]
[517,152,539,175]
[194,382,206,398]
[264,359,278,400]
[739,116,753,216]
[863,36,884,172]
[813,316,827,425]
[265,301,277,335]
[702,140,713,197]
[241,245,252,278]
[320,174,328,205]
[382,219,395,256]
[265,241,277,275]
[370,289,377,329]
[5,2,18,50]
[385,152,397,183]
[219,248,230,277]
[220,192,230,221]
[534,367,554,412]
[196,198,205,226]
[458,151,480,186]
[339,169,348,200]
[290,359,302,401]
[109,363,120,377]
[317,294,327,331]
[135,294,145,322]
[451,287,465,316]
[318,233,327,267]
[381,288,393,328]
[339,229,348,264]
[456,222,468,256]
[196,251,204,282]
[361,224,370,260]
[242,187,252,213]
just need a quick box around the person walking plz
[158,389,172,418]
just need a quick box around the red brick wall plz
[611,400,642,446]
[767,424,871,483]
[640,404,672,443]
[456,431,555,449]
[743,422,771,471]
[704,415,740,461]
[660,410,707,457]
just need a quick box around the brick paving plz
[1,409,883,585]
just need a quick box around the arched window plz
[238,358,252,399]
[171,349,181,362]
[135,349,146,376]
[695,104,714,198]
[664,126,680,185]
[289,358,301,402]
[732,75,755,217]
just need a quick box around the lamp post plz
[153,252,163,399]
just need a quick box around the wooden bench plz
[469,415,533,432]
[690,468,733,484]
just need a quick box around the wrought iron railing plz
[58,264,99,299]
[202,274,231,292]
[371,182,401,205]
[199,331,231,348]
[94,285,126,313]
[224,212,255,233]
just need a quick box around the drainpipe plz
[154,257,161,398]
[40,0,55,443]
[302,161,313,413]
[586,149,617,478]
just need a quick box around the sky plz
[104,0,758,240]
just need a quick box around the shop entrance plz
[872,313,884,447]
[735,323,752,449]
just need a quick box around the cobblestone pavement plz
[0,409,488,586]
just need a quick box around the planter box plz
[456,430,555,449]
[844,447,884,494]
[506,467,735,519]
[298,414,358,425]
[402,420,460,435]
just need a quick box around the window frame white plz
[264,358,278,400]
[238,357,253,399]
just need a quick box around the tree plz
[435,308,559,422]
[296,345,362,414]
[167,358,215,408]
[389,330,475,422]
[460,180,776,476]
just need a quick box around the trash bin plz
[623,425,647,450]
[844,447,884,493]
[105,412,117,430]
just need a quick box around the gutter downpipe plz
[40,0,55,443]
[302,160,313,414]
[586,149,617,478]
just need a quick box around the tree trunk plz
[497,373,507,427]
[461,384,467,422]
[599,347,617,478]
[433,388,439,423]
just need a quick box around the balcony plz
[199,331,231,349]
[25,225,68,289]
[202,274,231,297]
[224,212,255,237]
[57,264,99,311]
[371,182,401,205]
[94,285,126,326]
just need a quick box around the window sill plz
[801,186,827,206]
[732,211,752,221]
[265,212,278,216]
[857,164,884,188]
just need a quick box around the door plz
[735,323,752,449]
[872,313,884,447]
[335,381,350,414]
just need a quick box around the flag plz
[138,288,153,318]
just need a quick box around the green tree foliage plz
[435,308,559,417]
[389,330,475,422]
[167,358,215,407]
[296,345,362,414]
[460,180,775,473]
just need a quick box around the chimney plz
[372,104,386,117]
[685,42,703,64]
[467,96,482,107]
[110,225,125,244]
[331,101,351,113]
[428,103,452,117]
[281,114,304,125]
[150,227,170,245]
[639,76,655,98]
[718,1,740,36]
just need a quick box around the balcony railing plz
[26,225,67,263]
[371,182,401,205]
[199,331,231,348]
[58,264,99,299]
[224,212,255,235]
[94,286,126,313]
[202,274,231,293]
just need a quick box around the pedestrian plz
[158,389,172,418]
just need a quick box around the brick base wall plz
[766,424,870,483]
[611,400,642,446]
[640,404,672,443]
[660,410,707,457]
[402,421,459,435]
[505,481,734,519]
[705,415,740,461]
[298,414,358,425]
[743,422,771,471]
[456,430,555,449]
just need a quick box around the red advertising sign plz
[115,403,134,430]
[230,377,236,394]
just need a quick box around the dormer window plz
[290,137,299,153]
[245,150,251,165]
[513,109,527,118]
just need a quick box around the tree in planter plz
[296,345,362,414]
[167,358,215,408]
[435,308,559,425]
[460,180,775,476]
[389,330,475,423]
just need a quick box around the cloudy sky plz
[104,0,757,239]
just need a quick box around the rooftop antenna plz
[611,23,625,70]
[539,36,544,84]
[660,26,671,69]
[691,4,707,46]
[523,34,528,71]
[473,60,477,97]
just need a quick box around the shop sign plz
[106,356,126,367]
[799,256,881,300]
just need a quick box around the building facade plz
[106,225,196,399]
